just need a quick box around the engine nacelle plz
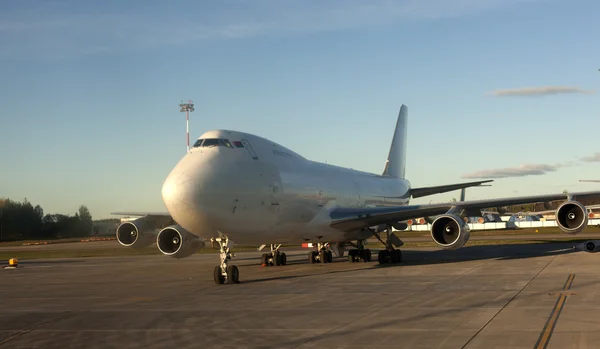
[430,214,471,250]
[116,217,157,249]
[583,240,600,253]
[556,201,588,234]
[391,222,408,231]
[157,225,205,259]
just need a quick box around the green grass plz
[0,246,269,261]
[0,238,589,261]
[0,237,101,247]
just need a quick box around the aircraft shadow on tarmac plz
[241,240,586,284]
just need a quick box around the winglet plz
[382,105,408,179]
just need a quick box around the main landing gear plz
[347,239,372,263]
[372,226,403,265]
[212,235,239,285]
[261,244,287,267]
[308,242,333,264]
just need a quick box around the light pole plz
[179,100,195,153]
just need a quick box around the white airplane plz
[112,105,600,285]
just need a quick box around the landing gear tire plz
[348,249,372,263]
[378,249,403,265]
[309,251,317,264]
[262,245,287,267]
[214,266,224,284]
[319,250,328,264]
[261,253,269,266]
[280,252,287,266]
[226,265,239,284]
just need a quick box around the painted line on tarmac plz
[533,274,575,349]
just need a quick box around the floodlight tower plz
[179,100,195,153]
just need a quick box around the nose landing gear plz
[212,235,239,285]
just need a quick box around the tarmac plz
[1,240,600,348]
[2,232,600,251]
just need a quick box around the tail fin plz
[382,105,408,179]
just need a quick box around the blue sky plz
[1,0,599,219]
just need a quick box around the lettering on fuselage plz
[272,149,293,158]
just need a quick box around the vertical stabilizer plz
[382,105,408,179]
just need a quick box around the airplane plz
[112,104,600,285]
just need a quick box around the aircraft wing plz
[484,203,600,216]
[409,180,493,199]
[329,191,600,231]
[110,211,174,226]
[111,211,171,217]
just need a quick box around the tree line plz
[0,197,94,242]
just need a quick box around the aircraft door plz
[241,139,258,160]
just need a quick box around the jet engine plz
[581,240,600,253]
[116,216,157,249]
[156,225,205,259]
[430,214,471,250]
[556,201,588,234]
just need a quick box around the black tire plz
[261,253,269,266]
[214,266,224,284]
[319,250,328,263]
[308,251,316,264]
[395,249,403,263]
[226,265,239,284]
[280,252,287,266]
[378,250,386,264]
[272,252,280,266]
[365,249,372,262]
[327,250,333,263]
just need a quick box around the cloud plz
[461,163,564,179]
[490,86,595,97]
[0,0,547,59]
[581,152,600,162]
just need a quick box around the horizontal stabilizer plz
[410,180,493,199]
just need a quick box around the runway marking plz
[563,273,575,291]
[533,274,575,349]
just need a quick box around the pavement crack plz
[460,255,557,349]
[0,312,74,347]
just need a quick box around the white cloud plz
[490,86,595,97]
[581,152,600,162]
[461,163,563,179]
[0,0,547,59]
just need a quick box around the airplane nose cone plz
[161,171,196,212]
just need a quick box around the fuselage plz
[161,130,411,245]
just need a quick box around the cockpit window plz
[192,138,234,149]
[201,139,219,147]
